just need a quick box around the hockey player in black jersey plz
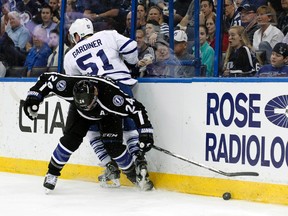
[66,18,142,188]
[22,72,154,192]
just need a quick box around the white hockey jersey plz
[64,30,139,85]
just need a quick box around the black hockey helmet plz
[73,80,97,111]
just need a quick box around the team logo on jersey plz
[265,95,288,128]
[56,80,67,91]
[113,95,124,106]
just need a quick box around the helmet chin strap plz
[69,33,80,44]
[86,96,97,111]
[94,86,98,96]
[74,34,81,44]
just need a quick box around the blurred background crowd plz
[0,0,287,78]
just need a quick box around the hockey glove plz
[138,128,154,152]
[23,91,43,120]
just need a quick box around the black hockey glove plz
[23,91,43,120]
[138,128,154,152]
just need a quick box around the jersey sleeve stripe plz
[102,70,132,75]
[121,47,137,55]
[119,39,135,52]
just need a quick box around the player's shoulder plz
[89,74,114,82]
[93,29,118,37]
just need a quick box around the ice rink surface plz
[0,172,287,216]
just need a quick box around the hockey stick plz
[152,145,259,177]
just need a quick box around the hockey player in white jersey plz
[64,18,138,84]
[63,18,150,190]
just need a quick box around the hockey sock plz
[90,135,111,166]
[124,130,140,156]
[112,148,134,170]
[49,142,73,175]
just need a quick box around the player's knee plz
[86,130,101,142]
[60,134,83,152]
[104,142,126,158]
[123,130,139,143]
[123,117,137,131]
[124,130,140,155]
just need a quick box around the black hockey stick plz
[152,145,259,177]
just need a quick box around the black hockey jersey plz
[27,72,152,129]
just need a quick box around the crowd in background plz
[0,0,287,78]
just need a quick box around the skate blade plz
[99,179,121,188]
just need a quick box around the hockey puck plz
[222,192,231,200]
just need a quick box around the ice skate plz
[43,173,58,194]
[134,154,154,191]
[98,161,121,188]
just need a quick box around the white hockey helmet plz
[69,18,94,44]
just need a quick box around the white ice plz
[0,172,287,216]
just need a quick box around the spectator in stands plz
[253,5,284,64]
[268,0,283,17]
[145,39,180,77]
[6,11,31,51]
[200,0,215,25]
[177,0,194,31]
[35,4,58,39]
[174,0,193,25]
[83,0,120,21]
[277,0,288,36]
[135,29,155,77]
[223,25,256,77]
[224,0,241,29]
[136,29,155,60]
[161,0,193,26]
[173,30,195,77]
[73,0,84,12]
[137,3,147,30]
[48,0,60,24]
[118,0,131,25]
[83,0,124,32]
[176,0,196,50]
[240,0,268,9]
[256,42,288,77]
[145,19,162,46]
[235,0,244,8]
[0,32,19,67]
[1,2,11,36]
[206,14,229,52]
[123,11,141,37]
[147,5,169,40]
[25,26,51,76]
[0,11,30,67]
[197,25,214,77]
[64,0,83,28]
[16,0,42,25]
[238,3,258,44]
[152,0,168,9]
[47,29,69,68]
